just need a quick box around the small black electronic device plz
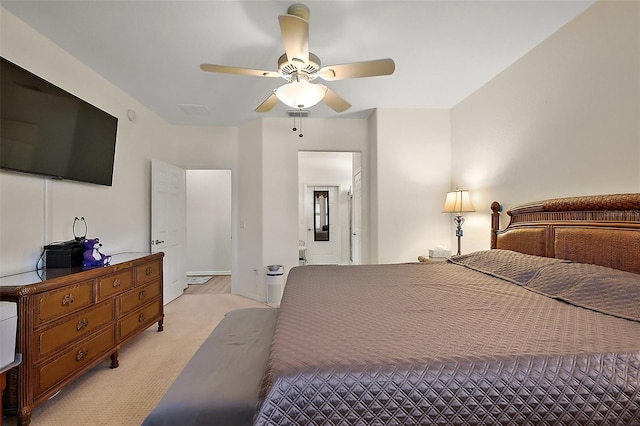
[44,240,85,268]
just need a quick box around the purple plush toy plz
[83,238,111,267]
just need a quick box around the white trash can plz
[266,265,284,305]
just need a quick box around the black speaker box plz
[44,240,85,268]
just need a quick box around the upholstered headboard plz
[491,194,640,274]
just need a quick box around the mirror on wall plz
[313,190,330,241]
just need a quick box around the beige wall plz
[254,118,369,299]
[186,170,232,275]
[0,8,169,275]
[236,120,264,299]
[0,9,239,277]
[451,0,640,254]
[373,109,452,263]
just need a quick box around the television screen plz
[1,57,118,186]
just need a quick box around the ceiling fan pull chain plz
[299,112,303,138]
[292,114,297,132]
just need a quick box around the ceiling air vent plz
[177,104,210,115]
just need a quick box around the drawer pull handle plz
[138,312,146,323]
[138,290,147,300]
[62,294,75,306]
[76,318,89,331]
[145,266,153,276]
[113,278,121,288]
[76,348,89,362]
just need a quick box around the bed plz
[254,193,640,425]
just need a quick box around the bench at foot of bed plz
[142,307,278,426]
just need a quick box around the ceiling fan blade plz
[323,88,351,113]
[318,58,396,81]
[255,93,279,112]
[278,14,309,67]
[200,64,279,78]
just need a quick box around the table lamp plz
[443,189,475,255]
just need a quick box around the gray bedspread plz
[255,250,640,425]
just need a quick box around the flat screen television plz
[1,57,118,186]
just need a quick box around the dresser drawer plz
[135,259,162,286]
[118,299,162,341]
[35,280,94,324]
[118,280,161,316]
[36,300,114,361]
[97,270,133,300]
[34,326,115,398]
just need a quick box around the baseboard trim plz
[187,271,231,276]
[234,289,267,303]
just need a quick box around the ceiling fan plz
[200,3,395,113]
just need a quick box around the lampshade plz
[443,190,476,213]
[275,80,327,109]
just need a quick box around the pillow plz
[449,249,564,285]
[526,262,640,322]
[450,250,640,322]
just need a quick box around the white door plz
[305,185,340,264]
[152,159,186,304]
[352,171,362,264]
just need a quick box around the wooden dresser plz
[0,252,164,426]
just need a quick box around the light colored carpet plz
[2,293,269,426]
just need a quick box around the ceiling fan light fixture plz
[199,3,394,114]
[275,79,327,109]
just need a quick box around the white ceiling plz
[2,1,595,127]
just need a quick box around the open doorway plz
[185,169,232,293]
[298,152,361,265]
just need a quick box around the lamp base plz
[453,215,465,256]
